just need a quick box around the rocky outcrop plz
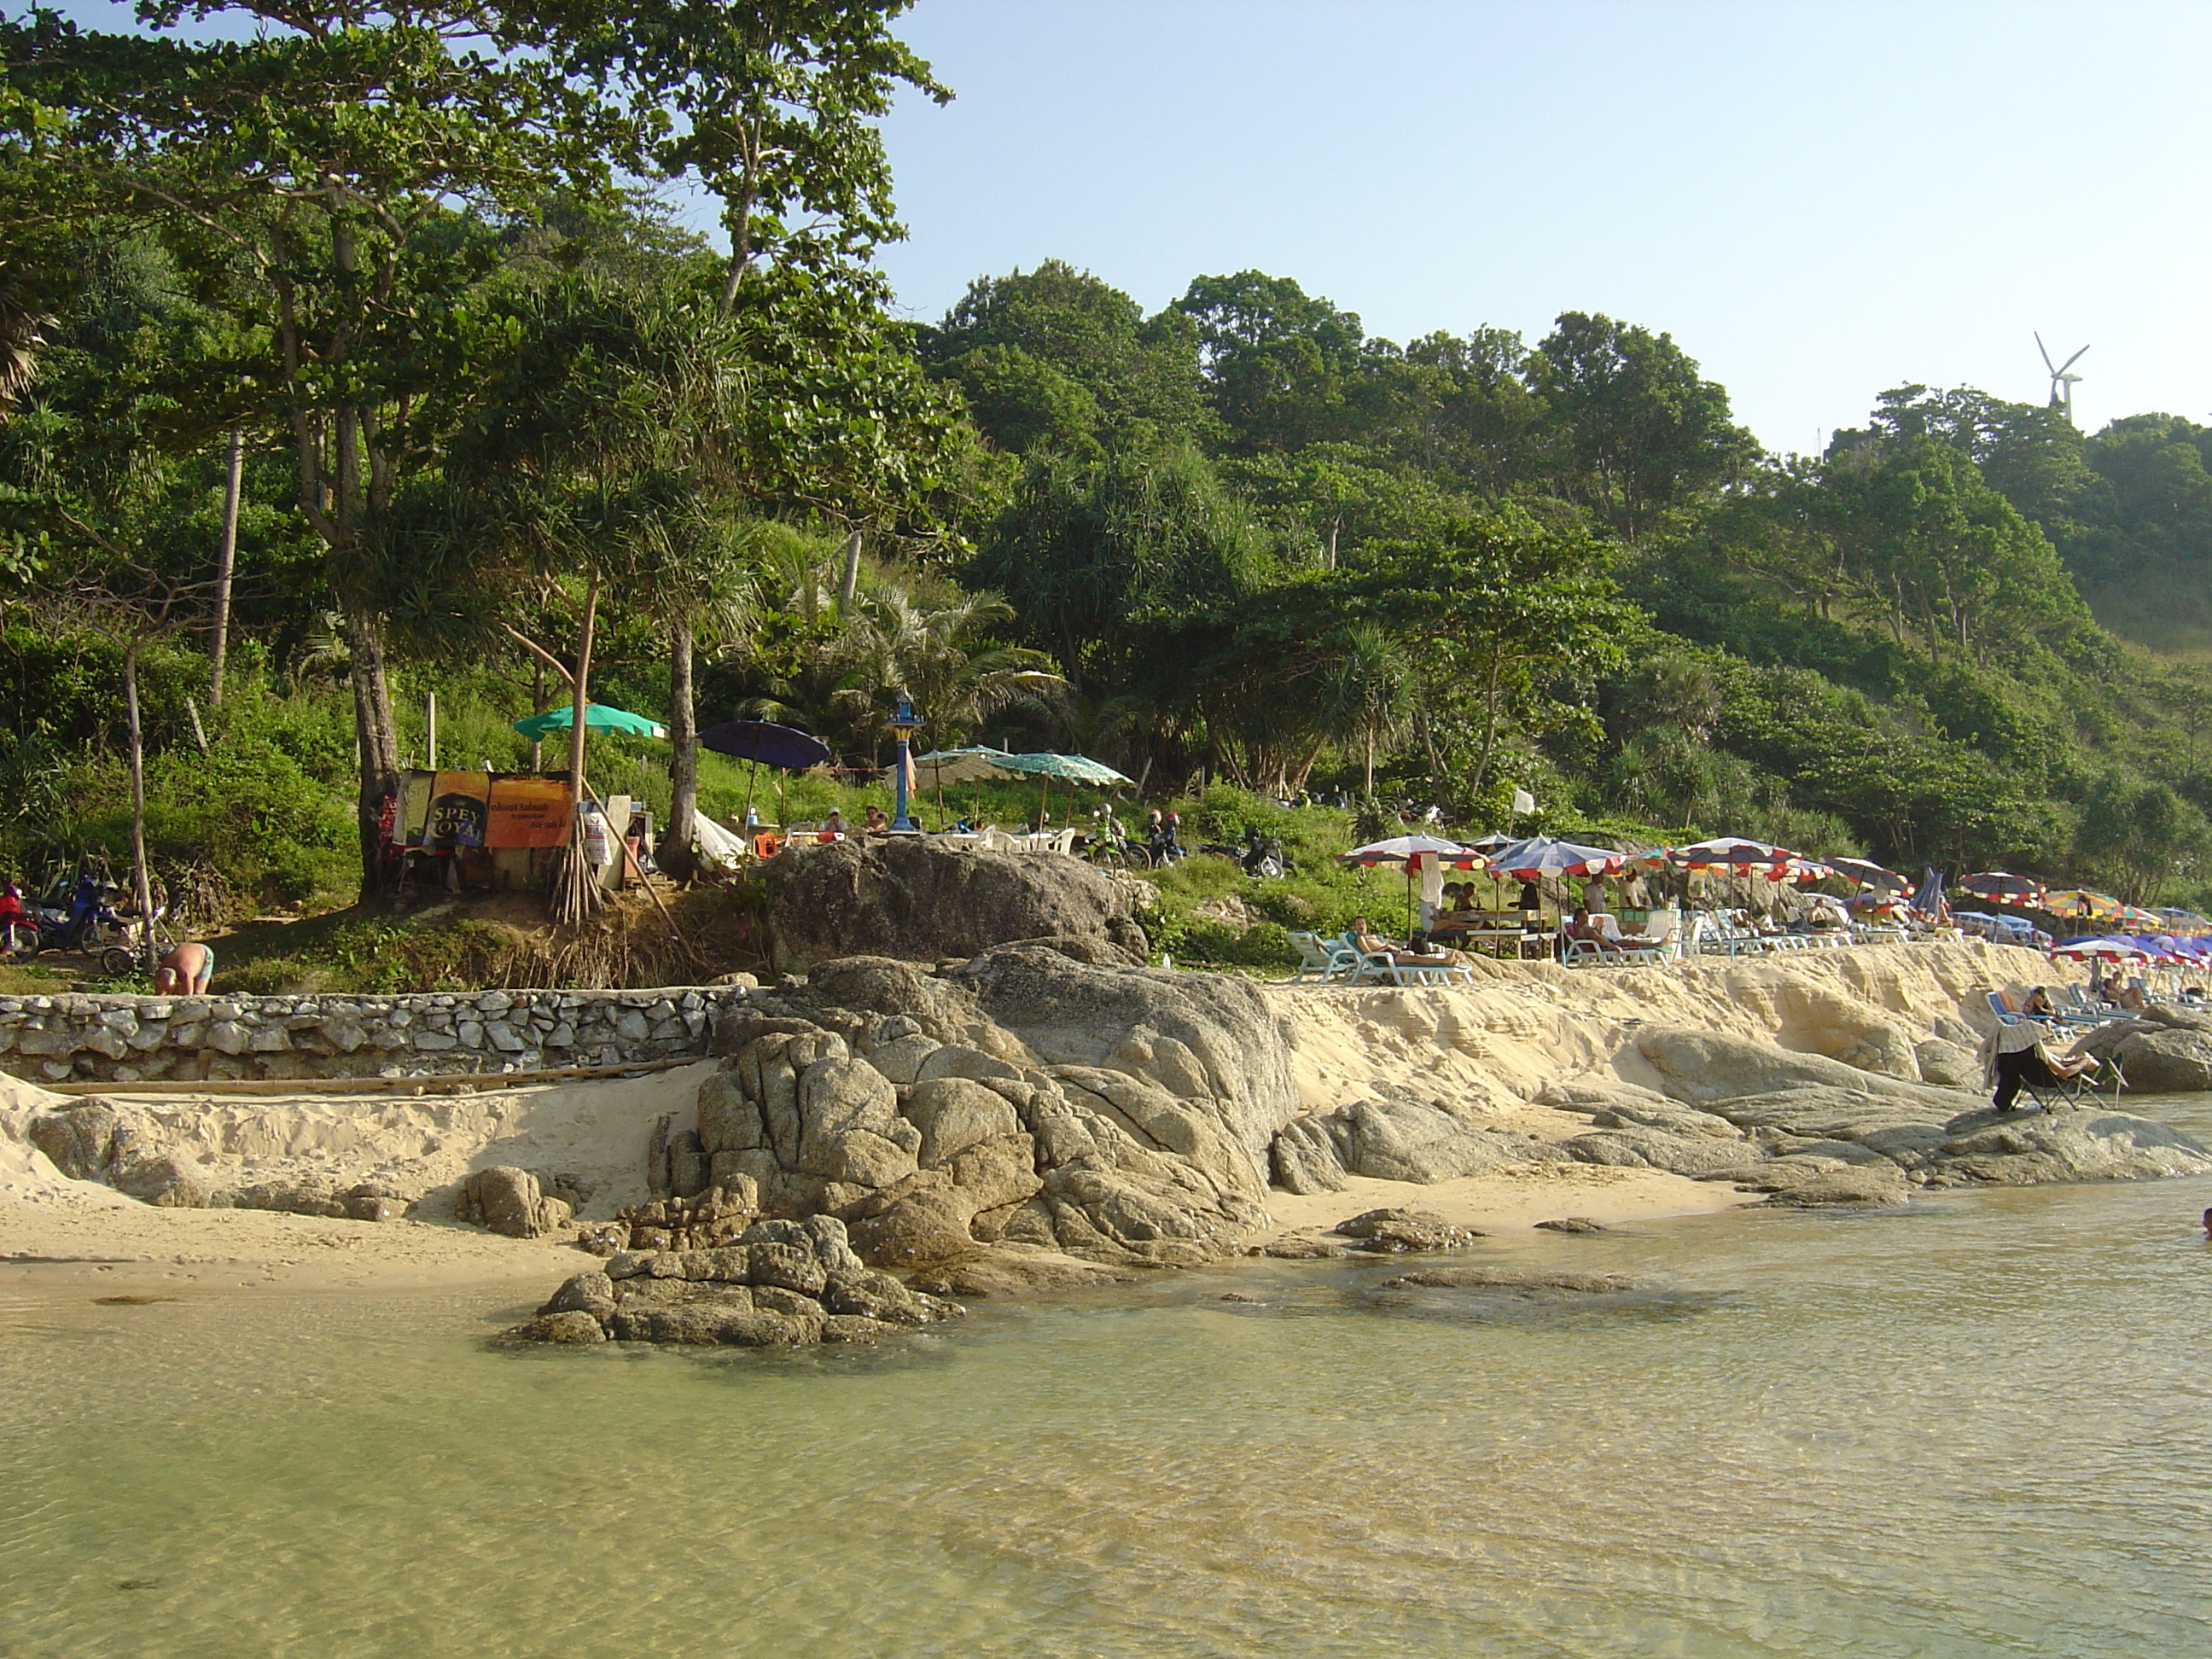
[507,1215,963,1348]
[1540,1048,2212,1193]
[1271,1092,1563,1192]
[1332,1207,1483,1252]
[633,957,1276,1281]
[455,1166,572,1237]
[761,837,1150,971]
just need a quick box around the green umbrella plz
[991,751,1133,828]
[513,703,667,742]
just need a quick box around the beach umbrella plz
[1339,834,1468,866]
[1461,830,1516,854]
[2153,907,2212,936]
[1660,837,1799,871]
[1826,856,1910,894]
[989,751,1135,825]
[698,719,831,771]
[2041,888,2120,919]
[1961,870,2046,904]
[698,719,833,835]
[1479,836,1633,882]
[1339,835,1470,937]
[914,748,1018,824]
[2049,935,2149,961]
[514,702,667,741]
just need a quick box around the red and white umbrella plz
[1479,836,1633,882]
[1337,835,1469,867]
[2049,936,2149,962]
[1653,836,1802,872]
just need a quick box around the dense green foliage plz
[9,6,2212,943]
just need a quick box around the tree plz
[922,262,1219,450]
[4,0,643,889]
[544,0,947,311]
[1530,311,1755,540]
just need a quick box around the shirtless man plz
[154,940,213,994]
[1350,917,1470,968]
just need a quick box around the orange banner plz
[486,777,573,849]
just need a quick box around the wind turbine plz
[2036,332,2089,423]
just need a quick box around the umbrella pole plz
[739,760,758,835]
[1039,776,1049,831]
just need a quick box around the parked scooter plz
[14,874,128,959]
[1197,827,1287,879]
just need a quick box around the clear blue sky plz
[869,0,2212,453]
[40,0,2212,453]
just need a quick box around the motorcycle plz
[1197,829,1287,879]
[12,875,130,961]
[1082,814,1154,871]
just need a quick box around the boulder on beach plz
[760,836,1150,971]
[509,1215,963,1349]
[456,1166,572,1238]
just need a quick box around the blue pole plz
[891,697,919,831]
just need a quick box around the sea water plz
[4,1102,2212,1658]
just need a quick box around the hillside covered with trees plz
[7,0,2212,938]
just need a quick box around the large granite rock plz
[1270,1093,1558,1190]
[761,837,1149,971]
[455,1166,573,1237]
[509,1215,963,1348]
[2113,1027,2212,1092]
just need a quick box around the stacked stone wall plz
[0,987,749,1086]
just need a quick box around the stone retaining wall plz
[0,986,754,1086]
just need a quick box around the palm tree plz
[0,263,50,416]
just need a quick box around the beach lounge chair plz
[1340,933,1474,986]
[1287,931,1360,984]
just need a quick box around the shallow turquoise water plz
[5,1103,2212,1658]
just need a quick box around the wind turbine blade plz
[2059,344,2091,373]
[2036,332,2056,373]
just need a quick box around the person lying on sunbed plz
[1350,917,1470,968]
[1566,906,1626,952]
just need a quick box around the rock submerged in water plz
[505,1215,963,1349]
[1332,1208,1484,1253]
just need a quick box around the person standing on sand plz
[154,940,213,994]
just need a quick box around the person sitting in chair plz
[864,806,890,835]
[1566,905,1625,953]
[1351,917,1470,969]
[1984,1022,2099,1112]
[2022,986,2058,1020]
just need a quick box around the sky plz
[36,0,2212,453]
[859,0,2212,453]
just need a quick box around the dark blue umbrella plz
[699,721,833,841]
[699,720,830,770]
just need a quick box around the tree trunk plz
[346,610,403,894]
[662,616,698,882]
[530,658,544,772]
[122,643,156,964]
[209,427,242,708]
[551,577,605,926]
[837,525,864,611]
[568,577,601,798]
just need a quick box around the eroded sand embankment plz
[0,941,2093,1295]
